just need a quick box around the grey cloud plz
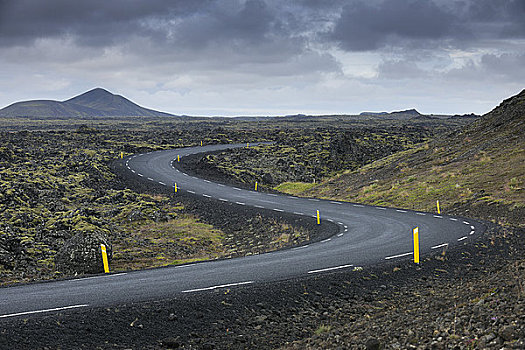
[0,0,209,47]
[377,59,428,80]
[329,0,464,51]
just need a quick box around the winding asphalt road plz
[0,143,485,319]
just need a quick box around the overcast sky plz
[0,0,523,116]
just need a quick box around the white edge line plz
[158,182,166,185]
[431,243,448,249]
[433,215,443,218]
[292,244,309,250]
[273,208,284,212]
[330,201,342,205]
[254,205,264,208]
[187,190,195,194]
[353,204,363,208]
[236,202,246,205]
[463,221,470,225]
[385,252,412,260]
[308,264,353,274]
[321,238,331,243]
[181,281,254,293]
[469,231,475,235]
[396,209,407,213]
[0,304,89,319]
[450,218,458,221]
[337,233,344,237]
[219,198,228,202]
[293,212,304,215]
[203,194,211,198]
[458,236,468,241]
[416,212,426,216]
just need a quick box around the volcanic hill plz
[0,88,174,119]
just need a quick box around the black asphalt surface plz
[0,143,485,319]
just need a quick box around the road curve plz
[0,143,485,319]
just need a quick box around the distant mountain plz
[360,109,423,118]
[0,88,174,118]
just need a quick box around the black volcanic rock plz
[0,88,174,119]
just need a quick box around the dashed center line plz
[273,208,284,212]
[158,181,166,185]
[219,198,228,202]
[463,221,470,225]
[416,212,426,216]
[458,236,468,241]
[353,204,364,208]
[469,230,475,235]
[236,202,245,205]
[330,201,342,205]
[433,215,443,218]
[396,209,407,213]
[203,194,211,198]
[137,173,143,177]
[376,207,386,210]
[187,190,195,194]
[147,177,154,181]
[268,194,278,197]
[293,212,304,216]
[449,218,458,221]
[321,238,332,243]
[337,233,344,237]
[233,187,242,191]
[308,198,320,202]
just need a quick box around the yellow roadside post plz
[316,210,320,225]
[413,227,420,264]
[177,155,180,162]
[255,182,258,191]
[200,141,203,146]
[174,183,178,193]
[120,152,123,159]
[436,200,441,214]
[247,142,249,148]
[100,244,110,273]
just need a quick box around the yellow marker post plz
[174,183,178,193]
[120,152,123,159]
[200,141,203,146]
[100,244,110,273]
[177,155,180,162]
[413,227,419,264]
[436,200,440,214]
[246,142,249,148]
[255,182,258,191]
[316,210,320,225]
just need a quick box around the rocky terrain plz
[0,91,522,348]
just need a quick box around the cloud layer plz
[0,0,523,115]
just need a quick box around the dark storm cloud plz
[1,0,523,53]
[328,0,525,52]
[0,0,210,47]
[328,0,466,51]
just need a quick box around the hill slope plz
[291,90,525,227]
[0,88,174,118]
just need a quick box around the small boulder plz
[55,230,111,274]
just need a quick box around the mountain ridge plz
[0,88,174,119]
